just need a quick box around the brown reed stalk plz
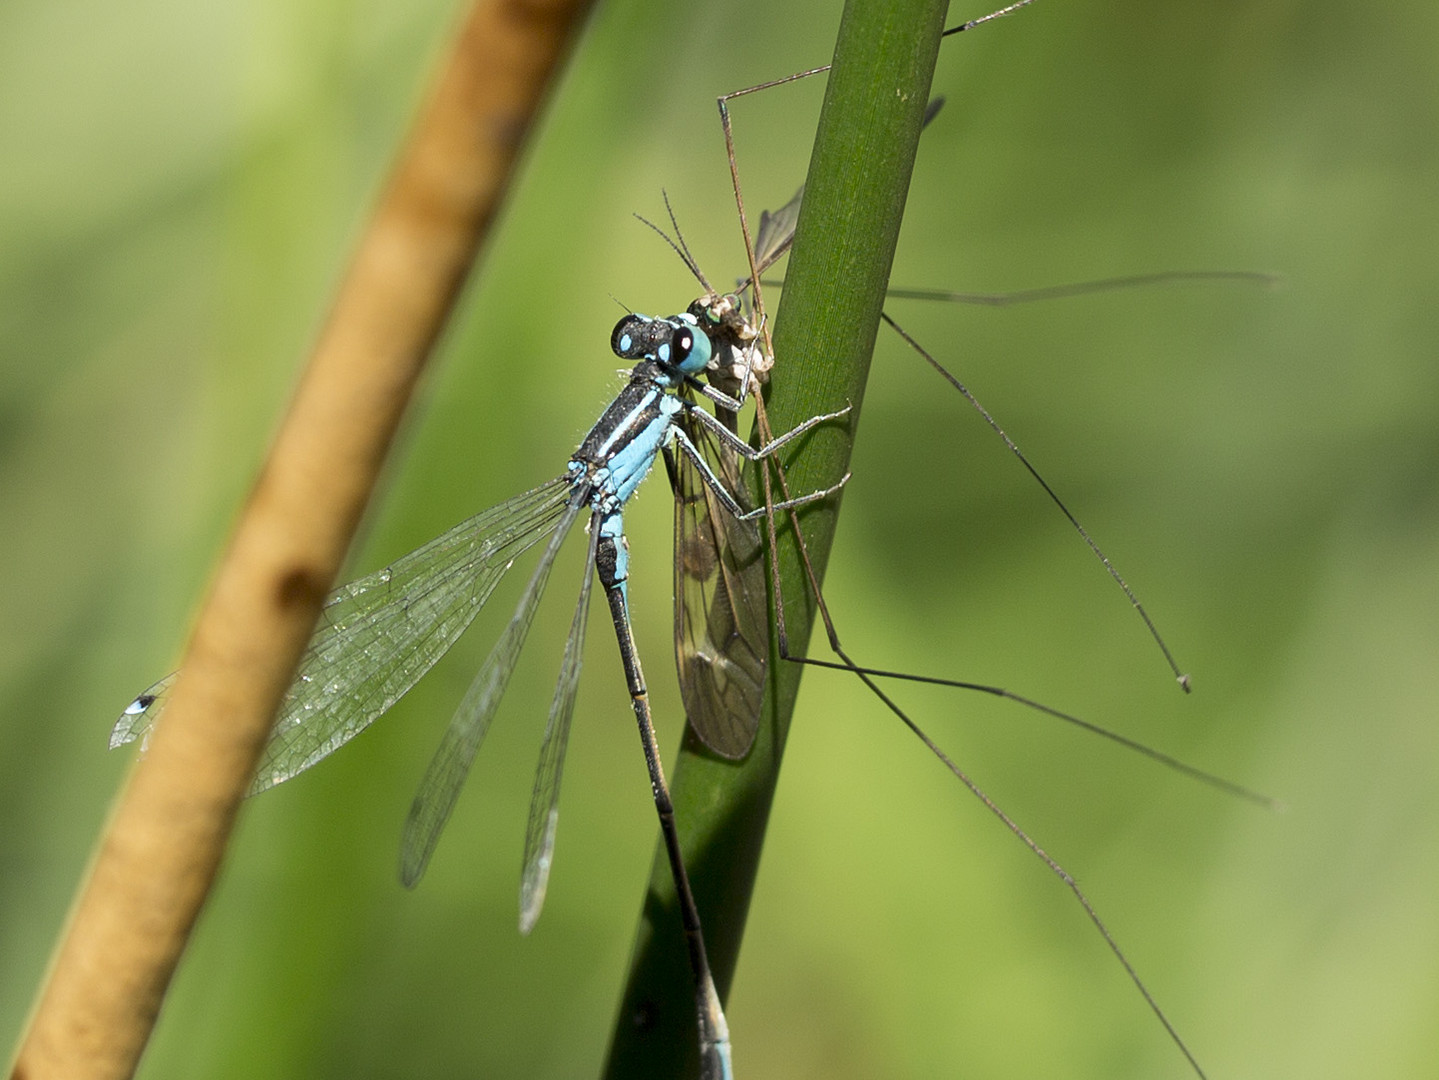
[9,2,595,1077]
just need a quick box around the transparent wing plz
[670,407,767,759]
[111,673,176,750]
[112,477,575,797]
[518,521,598,933]
[400,489,586,888]
[749,183,803,285]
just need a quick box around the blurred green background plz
[4,0,1437,1076]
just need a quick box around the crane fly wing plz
[746,184,803,289]
[669,407,767,759]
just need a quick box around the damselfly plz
[113,312,849,1079]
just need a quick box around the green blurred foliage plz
[3,0,1438,1077]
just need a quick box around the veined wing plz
[112,476,575,795]
[748,183,803,284]
[518,520,599,931]
[400,487,586,888]
[112,673,176,749]
[668,405,767,759]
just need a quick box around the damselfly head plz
[611,312,712,378]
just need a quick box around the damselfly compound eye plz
[670,329,694,364]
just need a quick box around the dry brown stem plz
[9,2,595,1077]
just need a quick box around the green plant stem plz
[603,1,949,1076]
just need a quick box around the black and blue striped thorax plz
[567,311,713,590]
[569,313,711,501]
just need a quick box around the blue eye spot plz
[658,344,671,363]
[619,334,632,352]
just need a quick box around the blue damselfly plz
[114,311,850,1079]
